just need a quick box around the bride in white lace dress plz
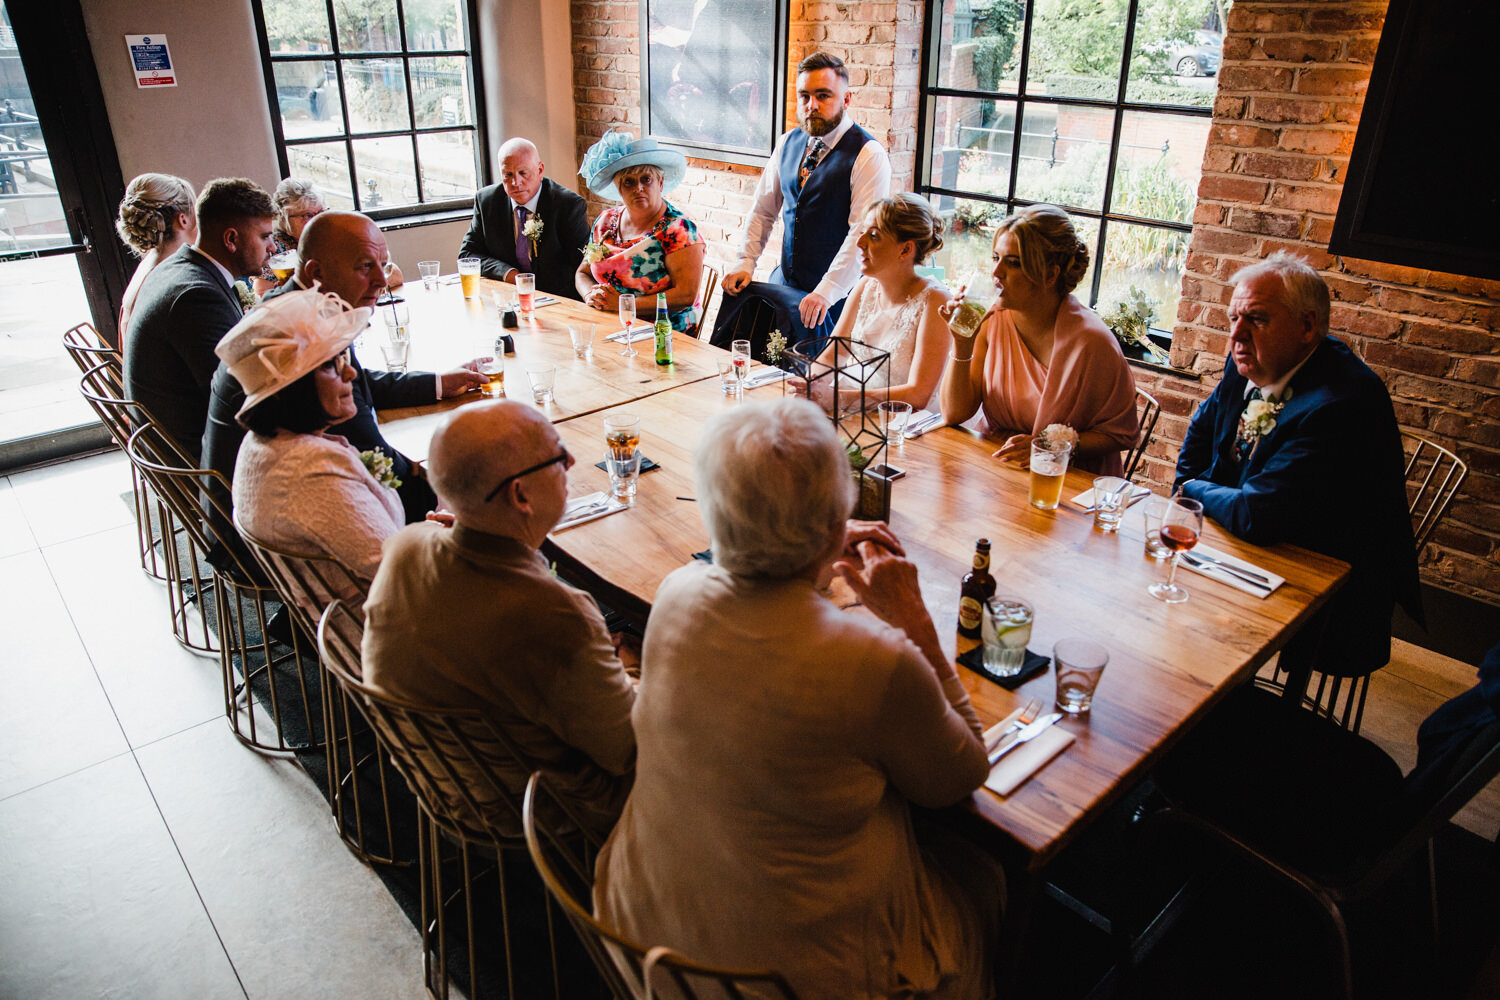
[798,193,951,412]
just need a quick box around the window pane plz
[1012,103,1113,213]
[1097,219,1187,327]
[1109,111,1203,225]
[273,61,343,139]
[929,96,1017,199]
[352,136,419,210]
[417,131,476,203]
[411,57,472,128]
[932,0,1026,95]
[929,196,1007,286]
[288,142,356,210]
[263,0,332,53]
[336,0,401,52]
[1126,7,1219,108]
[1026,0,1126,100]
[403,0,467,51]
[344,59,411,133]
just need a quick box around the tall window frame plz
[918,0,1223,338]
[251,0,488,221]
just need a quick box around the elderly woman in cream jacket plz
[594,397,1003,1000]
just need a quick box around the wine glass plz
[1148,496,1204,604]
[618,293,637,358]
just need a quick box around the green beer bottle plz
[654,291,673,366]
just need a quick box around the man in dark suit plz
[202,212,485,526]
[458,137,590,300]
[125,178,275,461]
[1174,250,1421,676]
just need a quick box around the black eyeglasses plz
[483,446,571,502]
[320,348,352,371]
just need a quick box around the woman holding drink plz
[938,204,1137,476]
[573,132,706,335]
[253,179,326,296]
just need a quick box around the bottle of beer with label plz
[957,538,995,639]
[654,291,673,365]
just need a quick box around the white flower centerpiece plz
[1100,286,1170,365]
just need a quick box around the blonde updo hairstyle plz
[869,192,945,264]
[115,173,196,257]
[993,203,1090,295]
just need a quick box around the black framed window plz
[919,0,1223,330]
[251,0,486,220]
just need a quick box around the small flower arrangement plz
[359,448,402,490]
[765,329,787,364]
[522,213,544,257]
[582,241,610,265]
[1239,388,1291,444]
[235,282,258,313]
[1035,423,1078,452]
[1100,286,1169,365]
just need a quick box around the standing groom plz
[710,51,892,357]
[459,137,590,299]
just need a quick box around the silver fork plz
[986,698,1042,754]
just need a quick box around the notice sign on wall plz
[125,35,176,88]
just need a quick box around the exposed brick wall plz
[1167,0,1500,606]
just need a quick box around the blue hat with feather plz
[579,131,687,202]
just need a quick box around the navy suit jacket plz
[1175,337,1421,674]
[458,177,589,300]
[124,245,246,462]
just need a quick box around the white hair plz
[1231,250,1331,336]
[694,398,855,579]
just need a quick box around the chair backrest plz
[316,601,534,844]
[1123,386,1161,482]
[1401,432,1468,557]
[62,322,119,376]
[235,513,367,637]
[78,361,146,452]
[522,773,801,1000]
[690,265,721,340]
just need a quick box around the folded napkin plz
[903,410,945,438]
[982,706,1075,797]
[440,273,462,284]
[551,497,628,532]
[604,328,655,344]
[743,368,787,390]
[1069,484,1152,511]
[533,295,560,309]
[1179,543,1285,598]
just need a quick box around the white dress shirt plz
[732,115,892,304]
[191,245,237,294]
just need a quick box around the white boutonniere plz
[1036,423,1079,451]
[1239,388,1292,444]
[235,282,258,313]
[582,241,609,265]
[359,448,403,490]
[522,214,544,258]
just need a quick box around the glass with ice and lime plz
[948,274,994,339]
[982,596,1034,678]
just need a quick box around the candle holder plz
[784,337,894,520]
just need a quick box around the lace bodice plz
[846,276,942,408]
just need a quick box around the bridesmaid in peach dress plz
[938,204,1137,476]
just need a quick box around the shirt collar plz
[190,245,237,292]
[1245,343,1317,402]
[517,188,542,214]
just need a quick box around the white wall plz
[477,0,579,181]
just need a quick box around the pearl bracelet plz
[950,351,974,363]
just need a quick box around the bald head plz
[298,211,389,309]
[498,137,545,207]
[430,401,570,542]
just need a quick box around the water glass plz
[516,272,536,319]
[1028,440,1072,510]
[458,257,481,298]
[730,339,752,383]
[717,357,743,396]
[378,338,409,372]
[981,596,1034,678]
[418,259,440,291]
[1092,476,1130,532]
[604,413,641,500]
[526,364,556,405]
[878,400,913,443]
[1054,637,1109,714]
[1142,496,1171,559]
[569,323,596,359]
[382,302,410,339]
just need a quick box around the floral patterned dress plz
[587,202,704,333]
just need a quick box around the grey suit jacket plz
[123,244,245,462]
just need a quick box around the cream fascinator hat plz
[215,286,371,418]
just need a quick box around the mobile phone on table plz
[869,463,905,480]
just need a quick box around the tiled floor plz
[0,451,425,1000]
[1,449,1495,998]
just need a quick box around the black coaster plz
[692,549,713,563]
[594,455,660,473]
[958,646,1050,689]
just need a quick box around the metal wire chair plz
[523,772,801,1000]
[1123,386,1161,483]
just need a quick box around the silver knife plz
[1183,549,1271,583]
[1182,552,1271,590]
[989,712,1063,765]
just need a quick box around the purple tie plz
[516,206,533,271]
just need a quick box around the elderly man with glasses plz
[361,401,638,837]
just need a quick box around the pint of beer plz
[459,257,481,298]
[1028,439,1072,510]
[268,251,297,284]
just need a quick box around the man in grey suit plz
[124,178,275,461]
[459,138,590,299]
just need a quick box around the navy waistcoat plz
[777,123,872,293]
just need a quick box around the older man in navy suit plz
[1174,251,1421,677]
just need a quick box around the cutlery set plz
[902,411,945,438]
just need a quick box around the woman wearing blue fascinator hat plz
[574,131,707,335]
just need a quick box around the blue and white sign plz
[125,34,177,88]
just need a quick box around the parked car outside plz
[1171,30,1222,77]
